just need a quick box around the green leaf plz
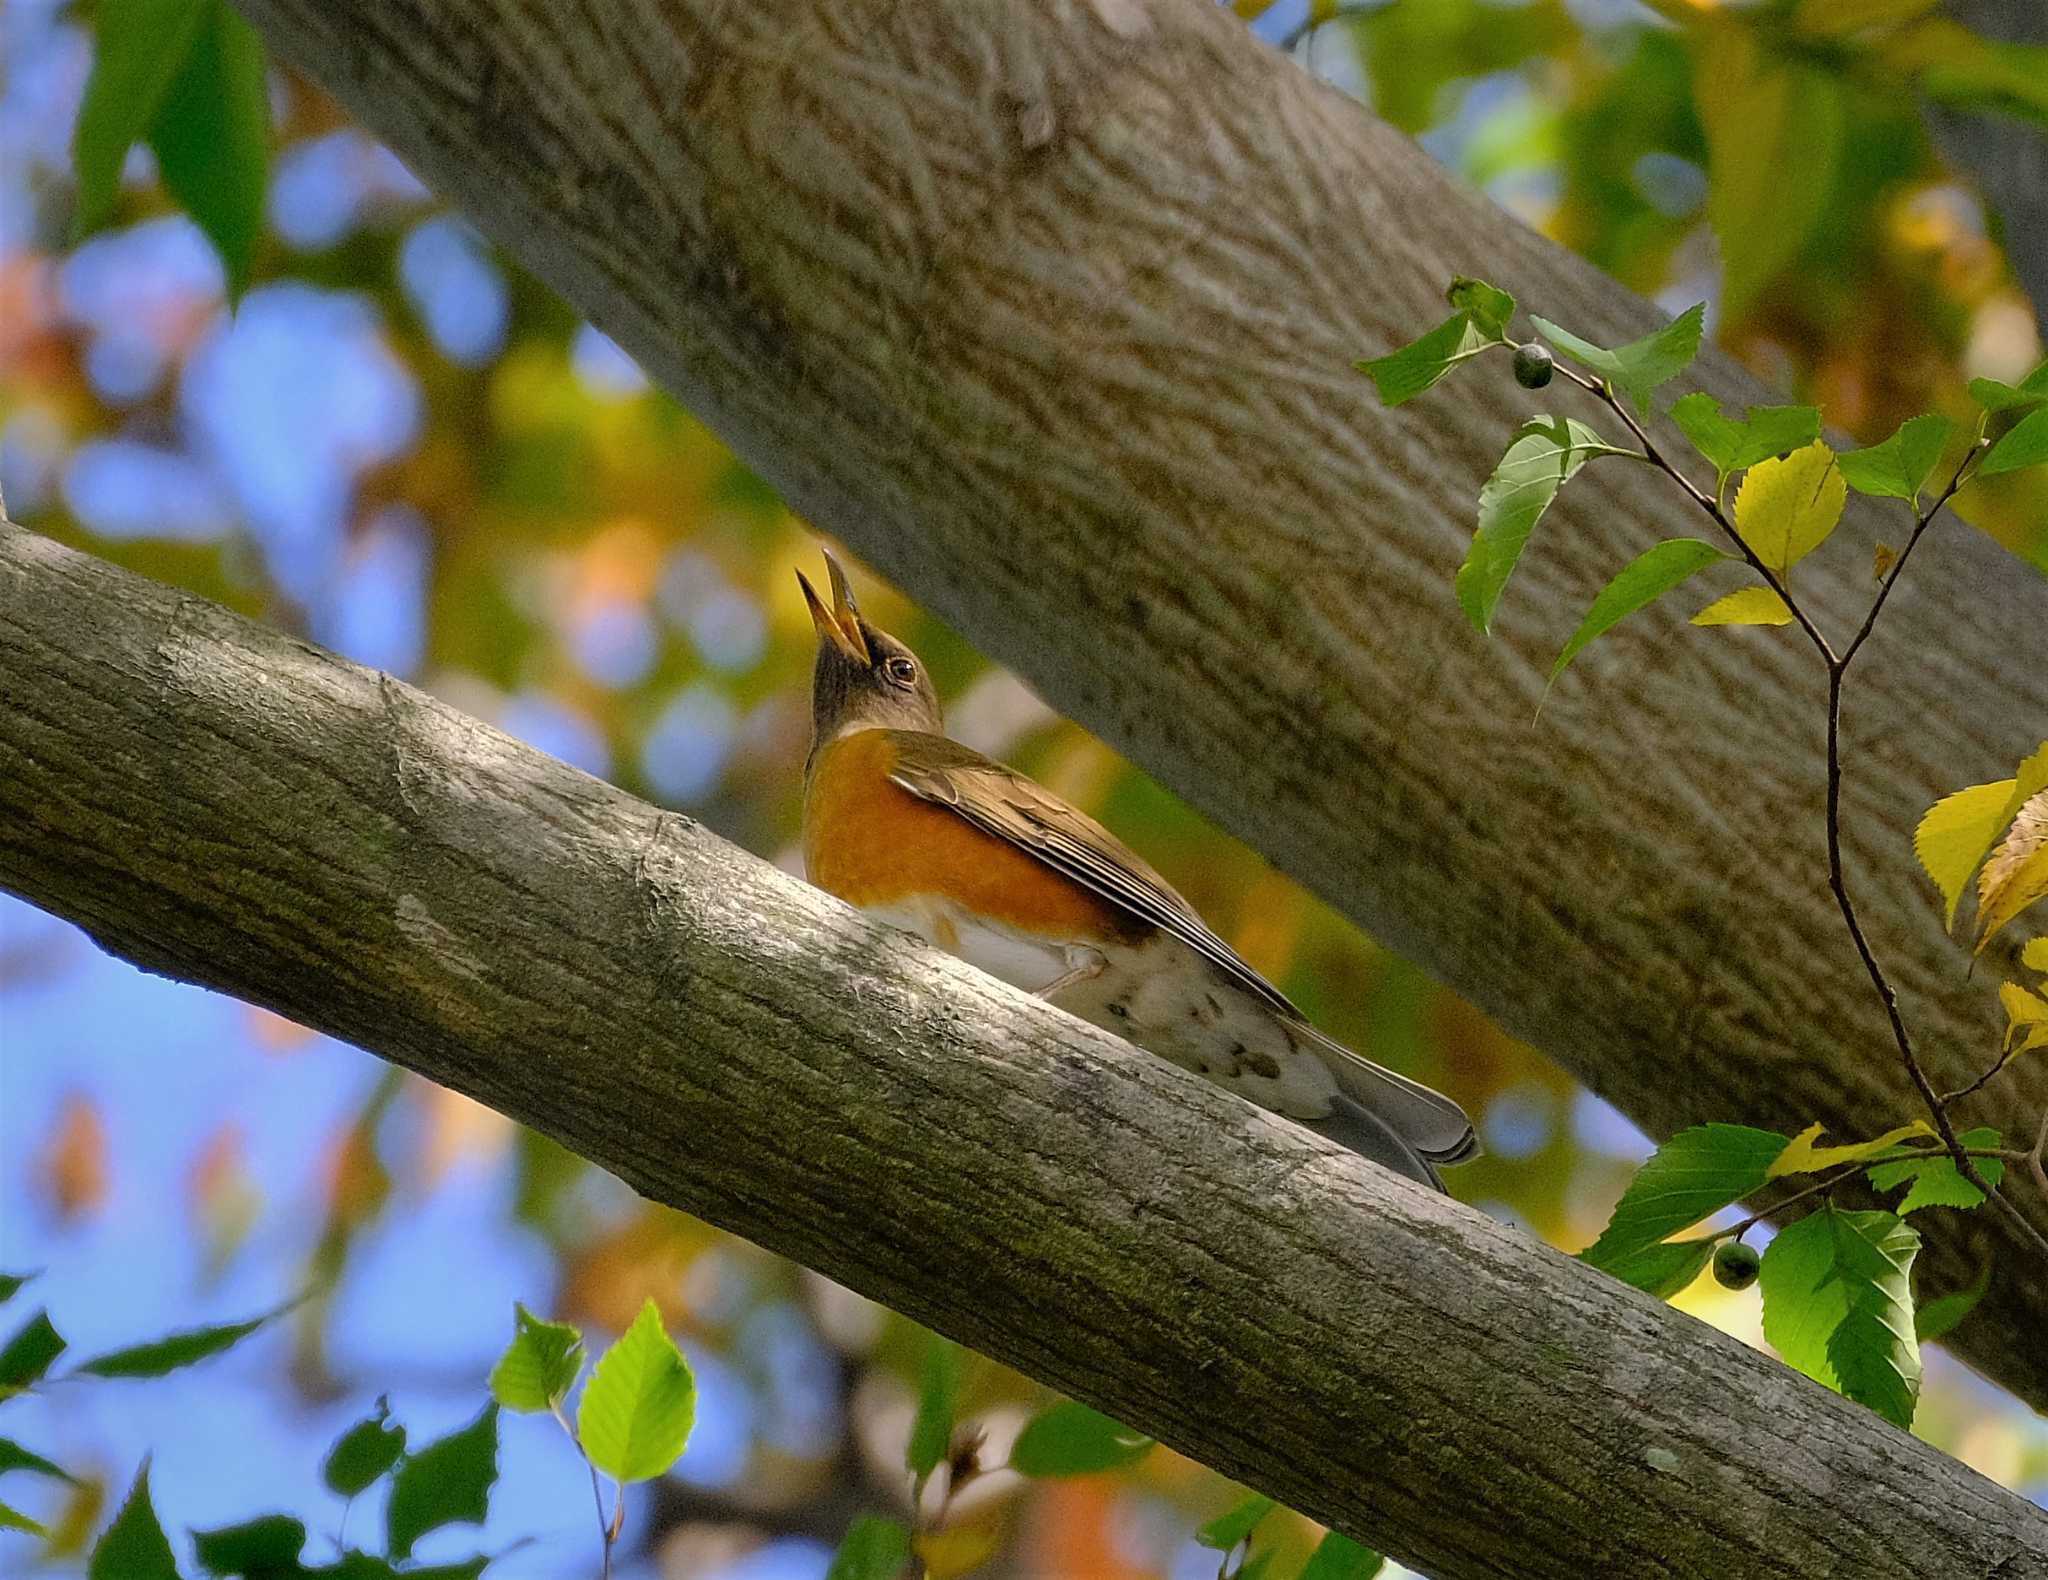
[825,1515,913,1580]
[1237,1551,1277,1580]
[385,1404,498,1562]
[76,1313,267,1378]
[72,0,209,235]
[1,1498,46,1537]
[488,1303,584,1414]
[323,1398,407,1498]
[1732,442,1845,572]
[1967,377,2048,415]
[0,1311,66,1394]
[1297,1531,1386,1580]
[1915,1259,1993,1342]
[1446,277,1515,341]
[192,1515,306,1576]
[1865,1129,2003,1214]
[1549,539,1727,684]
[1667,394,1820,476]
[1528,302,1705,412]
[1196,1493,1275,1551]
[145,2,271,298]
[1357,312,1495,406]
[1760,1207,1921,1428]
[0,1437,79,1484]
[91,1465,182,1580]
[0,1273,31,1306]
[1580,1125,1788,1276]
[576,1299,696,1484]
[1836,414,1953,501]
[905,1331,962,1480]
[1456,416,1628,633]
[317,1554,488,1580]
[1980,406,2048,478]
[1008,1401,1154,1476]
[1596,1238,1715,1300]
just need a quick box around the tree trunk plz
[4,519,2045,1578]
[217,0,2048,1410]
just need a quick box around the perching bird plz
[796,551,1477,1190]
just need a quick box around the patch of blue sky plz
[642,683,738,805]
[571,598,661,689]
[271,130,429,251]
[500,690,612,778]
[400,216,510,368]
[1570,1088,1655,1162]
[1481,1081,1557,1162]
[571,323,650,397]
[58,217,225,403]
[321,504,429,676]
[61,439,231,539]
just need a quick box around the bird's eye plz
[885,657,918,686]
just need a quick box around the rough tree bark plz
[216,0,2048,1409]
[4,520,2045,1578]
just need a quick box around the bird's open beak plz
[797,550,871,663]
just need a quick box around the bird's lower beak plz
[797,555,870,663]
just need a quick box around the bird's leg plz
[1037,946,1107,1000]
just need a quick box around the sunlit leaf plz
[1917,778,2021,928]
[1967,376,2048,416]
[488,1303,584,1414]
[1768,1121,1934,1179]
[324,1398,407,1498]
[1528,303,1705,412]
[1197,1493,1276,1551]
[1732,442,1844,572]
[826,1515,913,1580]
[0,1311,66,1395]
[385,1405,498,1561]
[1357,313,1495,407]
[576,1299,695,1483]
[1595,1237,1715,1299]
[1446,276,1516,341]
[1691,586,1793,626]
[1297,1531,1386,1580]
[145,2,271,298]
[1008,1401,1154,1476]
[1836,414,1953,501]
[1980,407,2048,478]
[2024,936,2048,974]
[1976,788,2048,951]
[76,1313,268,1379]
[1866,1128,2003,1214]
[1457,416,1630,633]
[192,1515,306,1576]
[1549,538,1726,683]
[1580,1125,1788,1275]
[1760,1206,1921,1428]
[1667,394,1820,476]
[914,1513,1005,1580]
[1916,1259,1993,1341]
[906,1331,961,1480]
[72,0,208,236]
[90,1465,181,1580]
[0,1498,46,1537]
[0,1437,78,1484]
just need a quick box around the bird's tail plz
[1292,1024,1478,1193]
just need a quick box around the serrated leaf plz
[90,1465,181,1580]
[1008,1401,1154,1476]
[2023,937,2048,973]
[1917,779,2021,928]
[488,1303,584,1414]
[906,1331,961,1480]
[1298,1531,1386,1580]
[1733,442,1845,572]
[145,2,271,298]
[0,1437,78,1484]
[192,1515,305,1575]
[1667,394,1820,476]
[1456,416,1628,633]
[1596,1238,1715,1299]
[1980,407,2048,477]
[576,1299,695,1484]
[1915,1259,1993,1341]
[1999,981,2048,1050]
[1580,1125,1788,1274]
[1446,277,1515,341]
[1549,539,1726,684]
[1197,1493,1275,1551]
[323,1398,406,1498]
[1968,362,2048,414]
[76,1313,267,1379]
[1769,1120,1934,1179]
[826,1515,913,1580]
[0,1273,30,1306]
[0,1311,66,1394]
[1976,789,2048,951]
[72,0,209,236]
[1836,414,1954,501]
[1529,303,1705,413]
[1691,586,1794,626]
[1760,1206,1921,1427]
[1358,312,1495,407]
[0,1498,46,1537]
[385,1404,497,1561]
[1865,1129,2003,1215]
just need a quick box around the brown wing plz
[882,731,1296,1014]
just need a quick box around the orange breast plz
[804,730,1134,942]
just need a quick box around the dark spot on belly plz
[1108,1001,1129,1019]
[1244,1050,1282,1080]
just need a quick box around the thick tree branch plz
[217,0,2048,1409]
[4,520,2045,1577]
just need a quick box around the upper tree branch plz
[3,520,2045,1577]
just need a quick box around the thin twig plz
[2031,1111,2048,1204]
[1837,454,1978,672]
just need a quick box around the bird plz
[795,550,1477,1190]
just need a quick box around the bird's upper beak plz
[797,550,871,664]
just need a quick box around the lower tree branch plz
[3,524,2045,1576]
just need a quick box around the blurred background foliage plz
[2,0,2046,1575]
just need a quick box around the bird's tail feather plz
[1292,1024,1479,1192]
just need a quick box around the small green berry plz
[1513,343,1555,389]
[1713,1241,1761,1291]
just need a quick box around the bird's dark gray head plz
[799,551,942,776]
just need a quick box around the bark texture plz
[4,518,2046,1577]
[219,0,2048,1408]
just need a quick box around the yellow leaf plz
[1232,0,1282,16]
[1692,586,1794,626]
[1733,442,1846,572]
[1977,788,2048,953]
[1872,543,1897,580]
[1768,1120,1935,1179]
[916,1516,1006,1580]
[1999,981,2048,1052]
[2023,937,2048,974]
[1916,778,2018,929]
